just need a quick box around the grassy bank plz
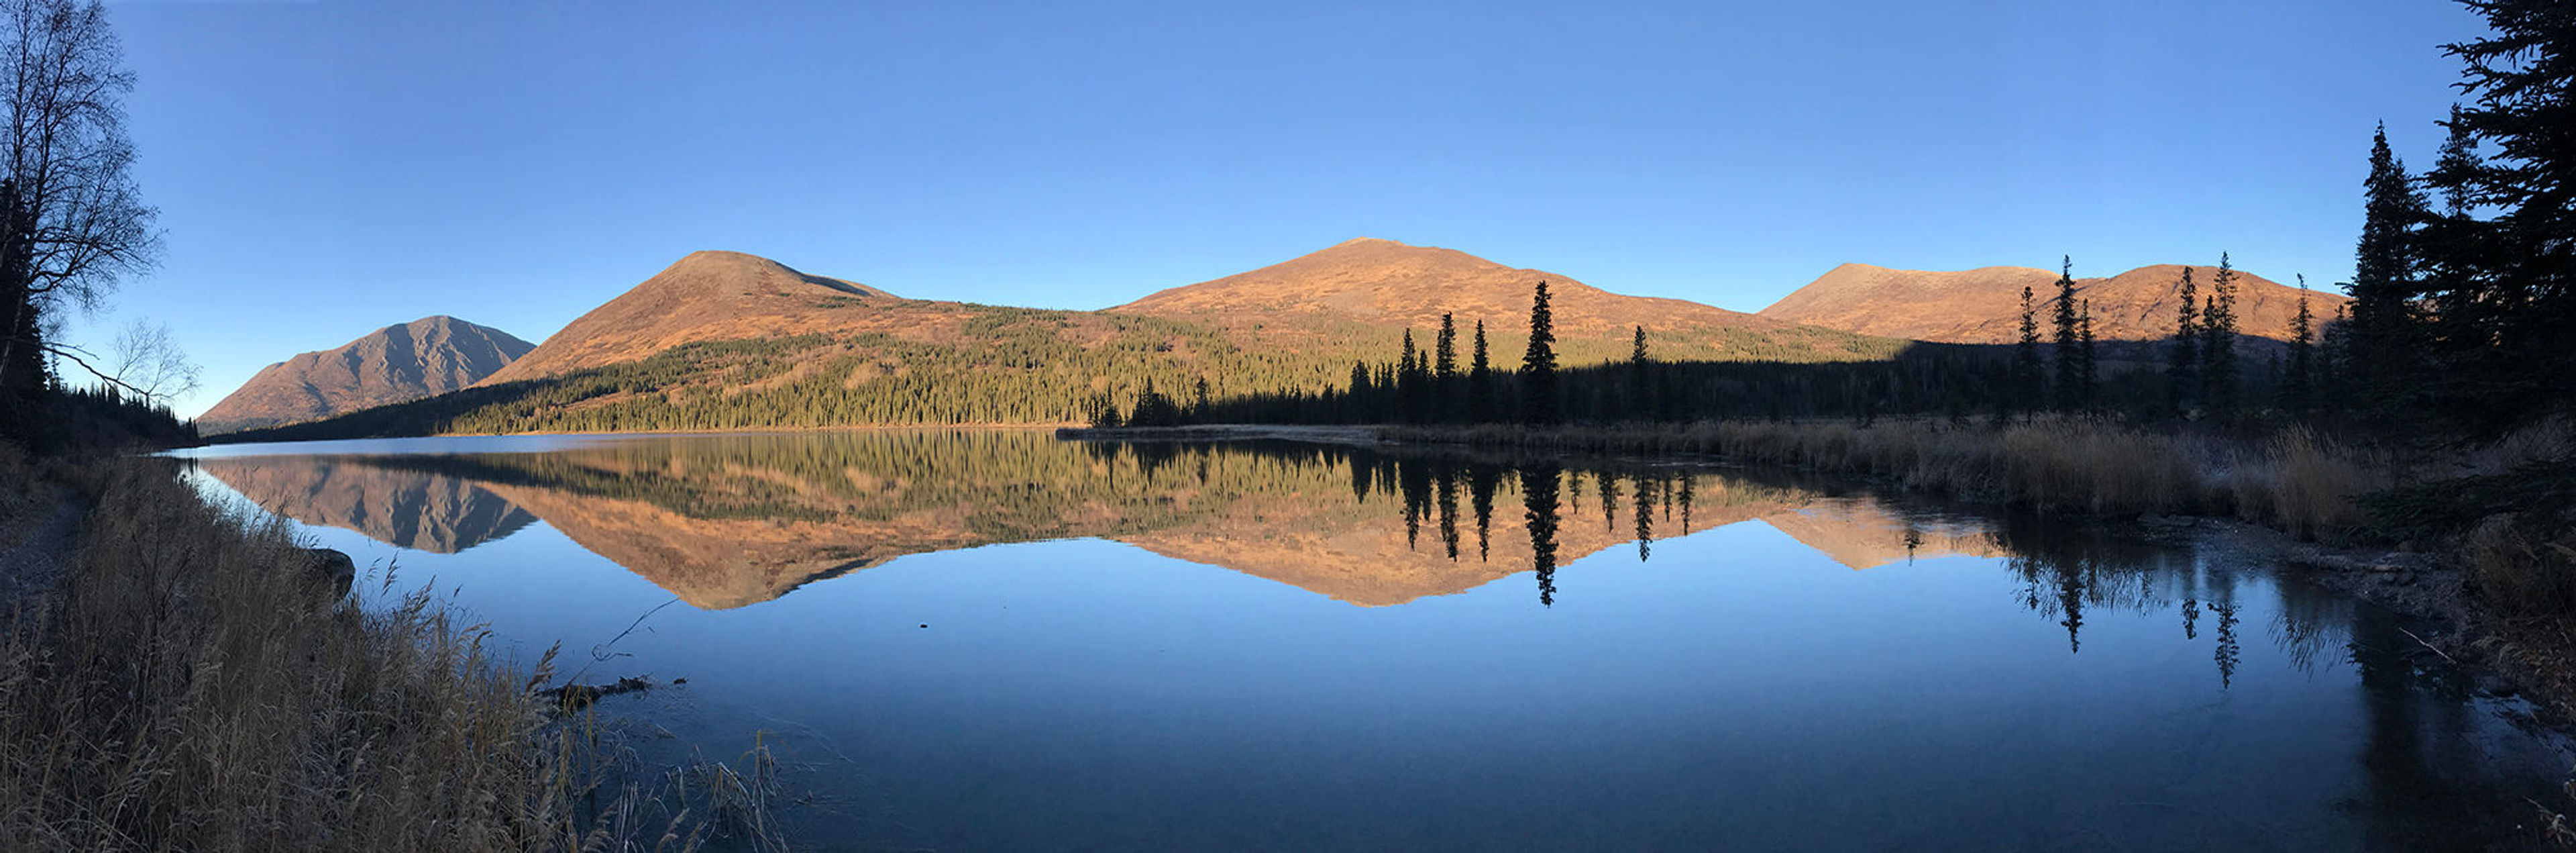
[0,448,775,852]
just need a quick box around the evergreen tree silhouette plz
[2077,299,2099,411]
[2051,256,2081,411]
[1398,329,1425,424]
[1521,281,1560,426]
[2014,283,2043,416]
[2203,253,2243,421]
[2350,123,2428,413]
[2286,276,2316,417]
[2166,267,2201,418]
[2416,5,2576,429]
[1627,325,1652,422]
[1468,319,1495,423]
[1434,312,1458,381]
[1434,312,1459,423]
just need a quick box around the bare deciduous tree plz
[104,318,193,404]
[0,0,159,399]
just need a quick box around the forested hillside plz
[217,244,1904,440]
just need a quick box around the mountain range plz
[205,240,2337,436]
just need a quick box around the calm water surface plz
[170,430,2573,851]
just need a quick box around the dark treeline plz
[1093,295,2305,430]
[3,377,195,452]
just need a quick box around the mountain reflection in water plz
[176,430,2575,850]
[191,431,1979,609]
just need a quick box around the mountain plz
[1120,237,1896,363]
[223,242,1904,441]
[1758,262,2347,346]
[477,250,896,386]
[198,315,533,434]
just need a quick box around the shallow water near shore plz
[171,430,2573,851]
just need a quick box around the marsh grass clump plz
[0,451,778,852]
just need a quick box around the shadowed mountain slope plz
[199,316,533,434]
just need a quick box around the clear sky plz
[80,0,2487,417]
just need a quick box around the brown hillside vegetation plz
[1759,262,2348,344]
[1120,237,1894,363]
[197,315,532,434]
[219,242,1902,440]
[478,250,896,385]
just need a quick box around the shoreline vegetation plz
[0,446,786,852]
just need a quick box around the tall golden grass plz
[0,451,777,852]
[1389,417,2390,540]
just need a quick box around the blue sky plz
[83,0,2485,417]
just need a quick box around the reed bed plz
[0,450,782,852]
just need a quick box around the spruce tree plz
[1468,319,1494,423]
[1521,280,1559,426]
[2284,276,2316,419]
[2351,123,2429,411]
[2202,253,2242,421]
[2320,303,2352,407]
[2051,256,2080,411]
[2419,3,2576,428]
[1399,330,1425,424]
[2014,283,2043,415]
[1628,325,1652,422]
[1434,313,1457,381]
[2077,299,2100,413]
[1433,313,1458,423]
[2166,266,2200,417]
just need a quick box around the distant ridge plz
[1119,236,1787,338]
[1759,262,2347,345]
[199,315,532,434]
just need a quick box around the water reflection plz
[173,431,2575,850]
[193,432,1889,609]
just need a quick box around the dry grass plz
[0,450,785,852]
[2463,511,2576,628]
[1390,416,2390,540]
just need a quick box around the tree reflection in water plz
[181,430,2576,848]
[1519,462,1562,608]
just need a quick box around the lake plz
[170,430,2573,851]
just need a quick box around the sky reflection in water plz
[172,431,2573,852]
